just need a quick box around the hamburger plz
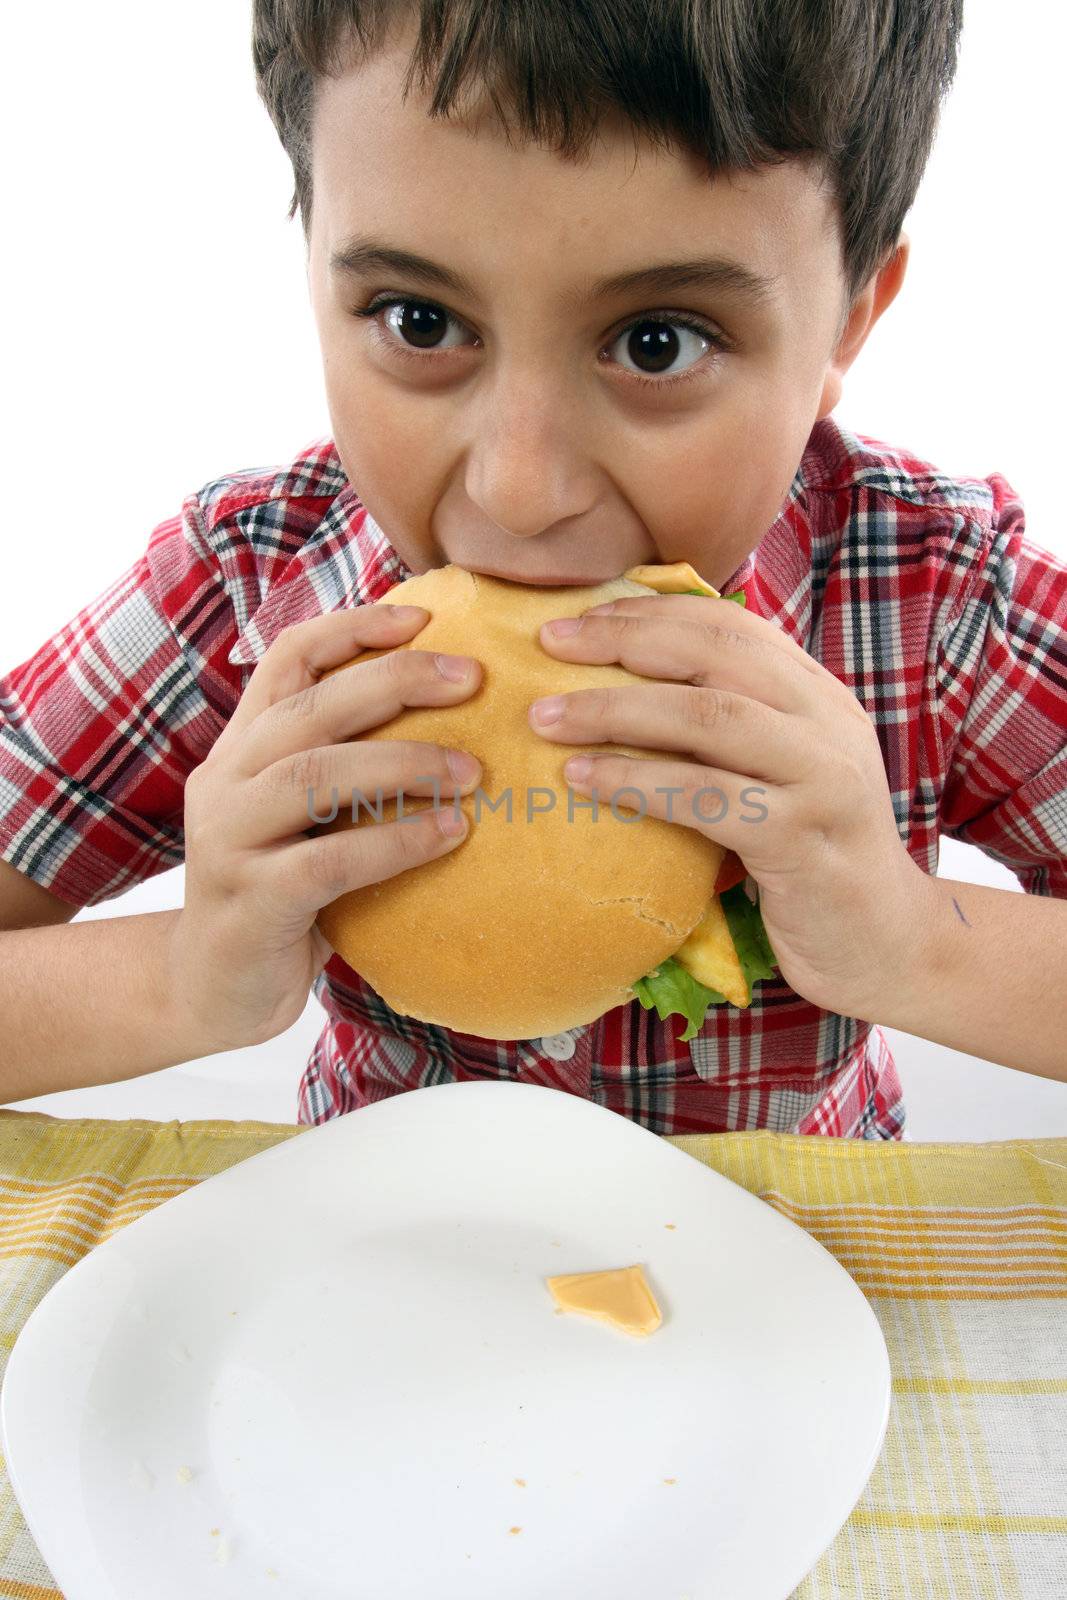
[313,560,777,1041]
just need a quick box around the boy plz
[1,1,1064,1135]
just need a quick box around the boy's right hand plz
[168,604,483,1052]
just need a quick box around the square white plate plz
[2,1081,889,1598]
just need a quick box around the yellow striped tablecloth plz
[0,1110,1064,1599]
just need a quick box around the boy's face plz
[307,24,893,590]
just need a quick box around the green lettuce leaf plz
[719,883,778,992]
[631,959,726,1043]
[682,587,747,606]
[631,887,778,1041]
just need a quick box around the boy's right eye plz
[351,295,473,354]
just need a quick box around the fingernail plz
[584,602,616,616]
[543,617,582,637]
[386,605,427,620]
[530,695,564,725]
[435,653,472,681]
[437,804,468,837]
[446,749,481,781]
[565,756,595,782]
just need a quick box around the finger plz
[538,608,822,717]
[220,603,432,747]
[232,644,483,781]
[240,738,482,848]
[557,749,787,868]
[570,592,824,671]
[528,680,810,785]
[265,794,469,919]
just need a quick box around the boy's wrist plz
[855,865,955,1035]
[156,909,232,1063]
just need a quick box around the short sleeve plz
[935,476,1067,897]
[0,492,241,909]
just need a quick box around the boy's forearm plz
[869,875,1067,1083]
[0,910,221,1103]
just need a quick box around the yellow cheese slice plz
[672,893,750,1008]
[545,1265,663,1337]
[622,560,721,598]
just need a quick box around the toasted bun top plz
[314,565,723,1039]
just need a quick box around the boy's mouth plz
[463,561,620,587]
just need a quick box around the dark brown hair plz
[252,0,962,305]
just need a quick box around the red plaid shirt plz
[2,417,1065,1137]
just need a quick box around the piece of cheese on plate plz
[545,1264,663,1337]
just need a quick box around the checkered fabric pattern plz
[1,416,1065,1136]
[1,1111,1063,1596]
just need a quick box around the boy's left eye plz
[350,295,728,391]
[603,317,722,385]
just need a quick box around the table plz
[0,1109,1064,1598]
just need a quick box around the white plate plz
[2,1081,889,1599]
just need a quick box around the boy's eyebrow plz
[329,235,778,311]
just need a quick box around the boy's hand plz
[169,606,483,1051]
[532,593,935,1020]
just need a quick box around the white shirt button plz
[539,1031,577,1061]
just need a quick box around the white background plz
[2,1,1065,1135]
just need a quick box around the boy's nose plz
[463,412,599,543]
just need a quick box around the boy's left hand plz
[531,592,937,1020]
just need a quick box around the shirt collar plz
[718,452,807,608]
[226,475,414,669]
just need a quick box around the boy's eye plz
[367,298,468,353]
[604,318,716,382]
[351,295,727,390]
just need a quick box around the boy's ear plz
[816,235,910,419]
